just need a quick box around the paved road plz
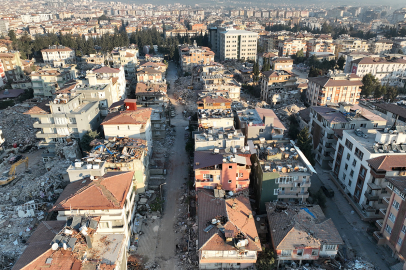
[310,165,393,270]
[137,62,190,269]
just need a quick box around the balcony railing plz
[379,208,387,217]
[364,191,379,201]
[383,197,390,204]
[376,219,383,229]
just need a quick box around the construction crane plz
[0,157,29,186]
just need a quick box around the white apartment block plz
[332,128,406,217]
[41,45,75,66]
[219,30,258,61]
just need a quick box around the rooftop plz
[237,107,286,130]
[367,155,406,172]
[101,107,152,126]
[195,128,245,144]
[311,104,385,124]
[193,150,251,170]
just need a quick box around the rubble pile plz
[0,104,40,148]
[0,157,71,263]
[54,139,81,160]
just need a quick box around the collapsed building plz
[134,82,168,106]
[197,95,234,129]
[67,137,149,193]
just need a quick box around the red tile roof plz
[23,101,51,115]
[101,108,152,125]
[367,155,406,172]
[93,66,120,74]
[255,107,286,130]
[51,171,134,211]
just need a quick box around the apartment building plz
[332,127,406,217]
[236,107,286,141]
[136,68,164,84]
[250,139,315,212]
[338,51,378,73]
[179,42,215,74]
[0,59,5,87]
[194,147,251,192]
[0,51,24,81]
[260,70,298,104]
[197,189,261,269]
[110,45,138,80]
[25,92,101,148]
[0,19,9,34]
[334,36,370,57]
[266,203,343,268]
[374,176,406,266]
[197,95,234,129]
[30,65,76,97]
[92,66,127,100]
[278,39,307,57]
[306,73,363,106]
[101,100,152,148]
[135,82,168,106]
[375,103,406,127]
[370,40,394,55]
[74,83,114,116]
[82,53,105,68]
[202,74,241,101]
[272,57,294,71]
[219,29,258,61]
[350,56,406,86]
[307,104,386,169]
[51,171,136,248]
[306,39,335,57]
[41,45,75,66]
[194,128,244,151]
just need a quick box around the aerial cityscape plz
[1,0,406,269]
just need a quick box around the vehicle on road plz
[320,185,334,198]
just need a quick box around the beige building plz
[30,65,76,97]
[306,73,363,106]
[110,45,139,80]
[0,51,24,81]
[219,29,258,61]
[278,39,307,56]
[369,40,394,55]
[41,45,75,66]
[179,41,215,74]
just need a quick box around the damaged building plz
[197,95,234,129]
[197,189,261,269]
[260,70,298,105]
[194,128,245,151]
[134,82,168,106]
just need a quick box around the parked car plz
[320,185,334,198]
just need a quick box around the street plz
[310,165,393,270]
[136,62,192,269]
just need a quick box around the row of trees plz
[361,73,405,101]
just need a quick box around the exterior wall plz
[307,79,361,106]
[219,31,258,61]
[198,117,234,130]
[103,121,152,148]
[351,62,406,87]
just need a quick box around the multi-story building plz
[350,56,406,86]
[260,70,298,104]
[0,59,6,87]
[332,127,406,219]
[218,29,258,61]
[92,65,126,99]
[41,45,75,66]
[194,128,245,151]
[30,65,76,97]
[334,36,370,57]
[74,83,115,116]
[375,103,406,127]
[179,41,215,74]
[197,189,261,269]
[101,100,152,148]
[250,139,315,212]
[271,57,294,71]
[201,74,241,101]
[136,68,164,84]
[67,137,150,193]
[110,45,138,80]
[278,39,307,57]
[197,95,234,129]
[51,171,136,247]
[0,51,24,81]
[0,19,9,35]
[307,103,386,169]
[266,203,343,267]
[369,40,394,55]
[134,82,168,106]
[194,146,252,192]
[374,175,406,266]
[338,51,378,74]
[306,38,335,57]
[306,73,363,106]
[236,107,286,142]
[24,92,101,148]
[82,53,105,67]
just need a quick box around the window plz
[402,225,406,234]
[281,250,291,256]
[351,124,355,129]
[311,249,318,256]
[324,245,336,251]
[117,126,120,130]
[343,174,346,181]
[360,123,366,128]
[259,129,264,132]
[393,200,400,210]
[374,123,378,128]
[354,148,364,161]
[297,249,303,256]
[347,153,351,160]
[350,170,354,177]
[352,159,357,167]
[236,173,243,177]
[385,224,392,234]
[203,174,212,179]
[228,180,232,183]
[274,189,279,195]
[345,163,348,170]
[398,237,403,246]
[99,222,109,228]
[389,212,396,223]
[359,167,367,177]
[229,165,232,169]
[345,139,353,150]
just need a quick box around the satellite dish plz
[52,243,59,250]
[225,147,230,153]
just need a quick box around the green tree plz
[373,85,386,99]
[80,130,100,153]
[253,61,260,82]
[296,127,315,165]
[8,30,16,42]
[361,73,380,97]
[313,190,327,208]
[385,86,398,102]
[308,66,322,77]
[256,248,276,270]
[288,115,300,140]
[337,55,346,70]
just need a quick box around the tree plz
[80,130,100,153]
[288,115,300,140]
[313,190,327,208]
[361,73,380,97]
[253,61,260,82]
[296,127,315,165]
[308,66,322,77]
[256,248,276,270]
[373,85,386,99]
[385,86,398,102]
[337,55,346,70]
[8,30,16,42]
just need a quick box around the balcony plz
[379,208,387,218]
[373,231,385,245]
[278,192,309,199]
[33,121,53,128]
[364,191,379,201]
[328,161,333,168]
[376,219,384,229]
[368,182,382,190]
[362,204,376,212]
[383,197,390,205]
